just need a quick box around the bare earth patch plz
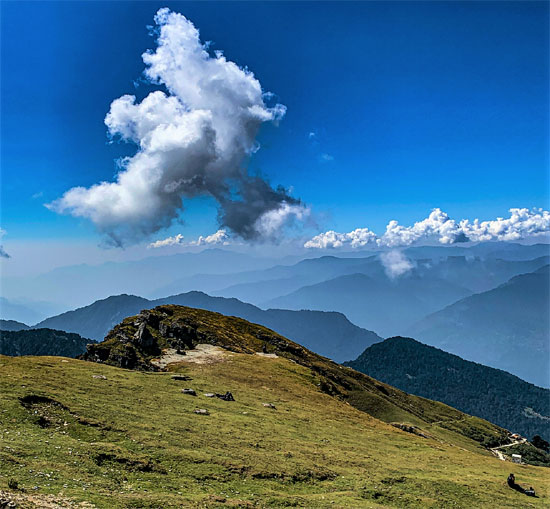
[152,344,231,368]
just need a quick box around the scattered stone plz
[216,391,235,401]
[61,360,69,363]
[262,403,276,409]
[194,408,209,415]
[92,375,107,380]
[181,389,197,396]
[391,423,429,439]
[204,393,216,398]
[171,374,192,381]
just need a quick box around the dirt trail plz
[490,440,524,461]
[152,344,231,368]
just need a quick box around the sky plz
[1,1,549,274]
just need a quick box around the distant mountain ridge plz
[1,249,302,311]
[345,337,550,440]
[151,252,550,305]
[264,272,473,337]
[35,292,382,363]
[408,266,550,387]
[0,319,30,331]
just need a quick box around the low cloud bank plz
[305,208,550,249]
[380,250,414,278]
[49,9,307,247]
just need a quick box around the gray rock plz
[216,391,235,401]
[134,322,155,348]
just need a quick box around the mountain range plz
[345,336,550,439]
[0,319,30,331]
[35,292,382,363]
[408,265,550,387]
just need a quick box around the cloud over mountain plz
[305,208,550,249]
[148,229,231,249]
[48,8,306,246]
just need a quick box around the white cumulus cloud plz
[304,227,377,249]
[305,208,550,249]
[190,229,230,246]
[48,8,306,246]
[148,233,185,249]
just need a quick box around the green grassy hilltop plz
[0,306,548,508]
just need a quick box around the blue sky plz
[1,1,548,254]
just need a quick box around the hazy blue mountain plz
[408,266,550,387]
[35,292,382,362]
[403,242,550,261]
[212,276,319,303]
[0,328,93,357]
[0,297,45,324]
[0,319,30,331]
[408,255,549,293]
[149,255,376,299]
[152,249,549,307]
[1,249,298,311]
[345,337,550,440]
[35,294,151,341]
[264,272,473,337]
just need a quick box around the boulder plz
[181,388,197,396]
[216,391,235,401]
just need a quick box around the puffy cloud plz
[460,208,550,242]
[320,153,334,162]
[148,233,185,249]
[48,8,305,246]
[0,229,9,259]
[305,208,550,249]
[380,250,414,278]
[190,229,230,246]
[304,227,377,249]
[253,203,310,239]
[148,229,232,248]
[380,208,465,247]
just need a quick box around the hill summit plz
[83,305,512,449]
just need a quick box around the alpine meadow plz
[1,2,549,508]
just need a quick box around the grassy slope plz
[1,353,549,508]
[81,305,514,448]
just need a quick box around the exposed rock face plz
[81,305,303,371]
[134,322,154,348]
